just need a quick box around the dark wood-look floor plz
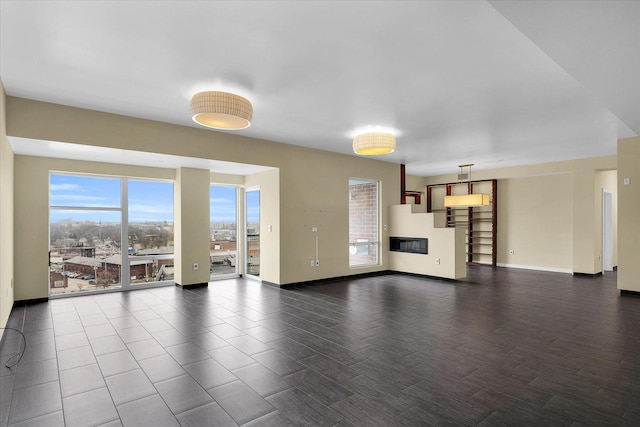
[1,266,640,426]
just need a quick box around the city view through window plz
[246,189,260,277]
[209,185,260,278]
[50,175,257,295]
[209,185,239,278]
[49,174,174,295]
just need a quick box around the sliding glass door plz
[210,185,239,279]
[245,188,260,279]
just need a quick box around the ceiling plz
[1,0,638,176]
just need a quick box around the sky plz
[210,185,237,222]
[210,186,259,223]
[246,190,260,223]
[49,174,258,224]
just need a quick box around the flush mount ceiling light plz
[444,164,491,207]
[352,132,396,156]
[190,91,253,130]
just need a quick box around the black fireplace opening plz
[390,237,428,254]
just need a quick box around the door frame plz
[602,189,614,272]
[209,184,241,281]
[244,186,261,281]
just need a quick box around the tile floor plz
[1,267,640,426]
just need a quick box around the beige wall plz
[0,81,14,328]
[416,156,617,274]
[278,147,399,284]
[210,172,244,186]
[174,168,211,286]
[13,156,174,301]
[245,169,280,284]
[618,137,640,292]
[389,204,466,279]
[572,162,598,274]
[405,174,425,205]
[497,174,573,272]
[7,97,399,296]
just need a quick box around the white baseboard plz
[496,263,573,274]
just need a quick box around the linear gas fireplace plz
[389,237,428,254]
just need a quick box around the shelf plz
[427,179,497,266]
[403,191,421,204]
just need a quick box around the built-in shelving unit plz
[426,179,497,266]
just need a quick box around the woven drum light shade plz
[352,132,396,155]
[190,91,253,130]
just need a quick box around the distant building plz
[56,247,96,259]
[64,256,102,275]
[210,241,236,252]
[62,254,161,282]
[103,255,155,280]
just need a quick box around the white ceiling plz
[1,0,638,176]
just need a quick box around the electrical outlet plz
[312,227,318,232]
[315,260,320,267]
[435,258,440,265]
[193,262,199,270]
[509,249,514,255]
[310,260,315,267]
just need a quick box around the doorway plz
[209,184,239,280]
[602,189,613,272]
[245,187,260,279]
